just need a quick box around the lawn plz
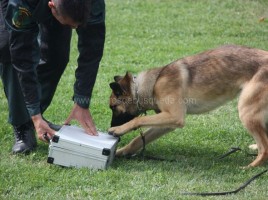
[1,0,268,199]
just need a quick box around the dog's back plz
[184,45,268,86]
[172,45,268,113]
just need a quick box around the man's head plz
[48,0,91,28]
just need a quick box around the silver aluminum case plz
[47,125,119,170]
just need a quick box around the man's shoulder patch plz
[12,6,32,29]
[5,0,37,31]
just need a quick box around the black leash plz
[182,169,268,196]
[123,132,268,196]
[217,147,241,159]
[129,131,178,162]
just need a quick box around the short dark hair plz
[55,0,91,25]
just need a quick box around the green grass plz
[1,0,268,199]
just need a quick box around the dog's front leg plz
[116,127,174,156]
[108,111,184,136]
[108,117,138,136]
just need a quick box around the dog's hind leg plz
[238,68,268,167]
[116,128,174,156]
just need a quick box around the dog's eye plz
[114,91,122,97]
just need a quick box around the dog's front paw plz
[108,126,127,137]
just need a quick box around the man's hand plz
[64,103,98,136]
[31,114,56,142]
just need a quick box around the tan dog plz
[108,45,268,167]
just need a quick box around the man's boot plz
[12,121,37,154]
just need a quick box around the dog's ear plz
[114,72,132,82]
[114,75,124,82]
[110,82,124,96]
[125,71,132,81]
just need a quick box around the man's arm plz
[73,21,105,108]
[65,0,105,135]
[9,29,41,116]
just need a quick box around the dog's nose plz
[110,105,116,110]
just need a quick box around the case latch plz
[52,135,60,143]
[102,148,111,156]
[47,157,54,164]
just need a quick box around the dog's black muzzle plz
[111,112,136,127]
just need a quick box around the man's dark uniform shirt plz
[3,0,105,116]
